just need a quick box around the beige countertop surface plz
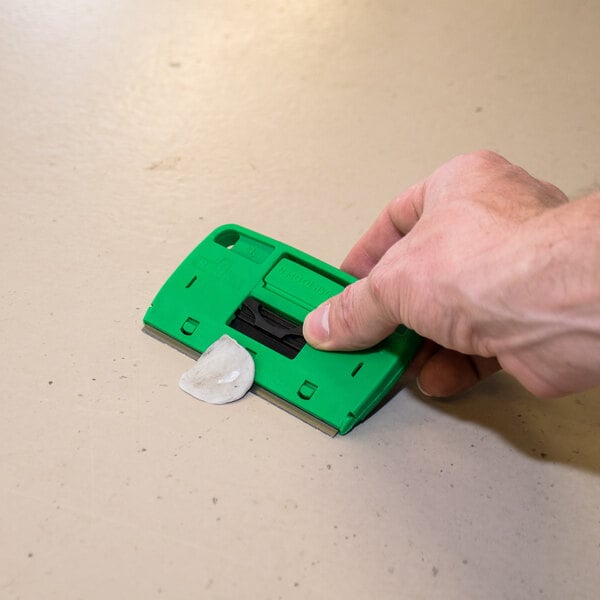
[1,2,599,599]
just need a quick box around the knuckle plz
[367,268,388,307]
[456,149,507,172]
[334,284,361,334]
[366,267,397,323]
[539,180,568,205]
[470,149,505,165]
[437,151,512,194]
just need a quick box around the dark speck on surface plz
[28,552,33,558]
[48,381,53,385]
[212,497,218,505]
[432,566,439,577]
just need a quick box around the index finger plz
[341,180,426,278]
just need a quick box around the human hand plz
[303,150,599,398]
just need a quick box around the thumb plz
[303,274,399,351]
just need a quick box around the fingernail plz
[416,376,433,398]
[304,303,330,344]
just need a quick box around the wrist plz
[482,194,600,394]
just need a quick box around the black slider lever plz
[229,297,306,359]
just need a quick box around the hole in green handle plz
[351,362,364,377]
[215,229,241,249]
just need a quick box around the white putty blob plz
[179,335,255,404]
